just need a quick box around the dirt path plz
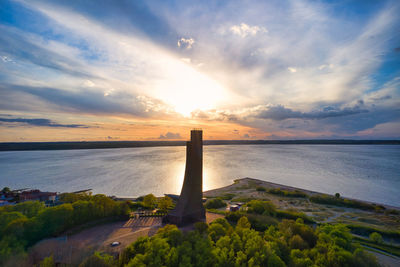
[29,212,222,265]
[30,217,163,265]
[367,250,400,267]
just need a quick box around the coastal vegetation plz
[308,195,386,212]
[2,179,399,265]
[205,198,227,209]
[0,193,130,265]
[267,188,307,198]
[76,217,379,266]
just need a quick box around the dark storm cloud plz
[0,84,149,116]
[0,117,88,128]
[316,107,400,133]
[256,105,369,120]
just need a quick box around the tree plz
[143,194,157,209]
[39,255,55,267]
[1,187,10,194]
[36,204,74,237]
[289,234,308,250]
[157,196,173,211]
[79,252,115,267]
[353,248,380,267]
[369,232,383,244]
[194,222,208,234]
[237,216,251,229]
[0,212,26,235]
[246,200,276,215]
[5,201,45,218]
[335,193,341,198]
[268,253,286,267]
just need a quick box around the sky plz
[0,0,399,141]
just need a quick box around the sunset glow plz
[0,0,399,141]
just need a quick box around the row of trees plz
[130,194,173,211]
[0,194,131,265]
[75,217,378,267]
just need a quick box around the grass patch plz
[218,193,236,200]
[311,211,334,221]
[231,197,256,203]
[346,224,400,241]
[357,217,382,225]
[268,188,307,198]
[276,209,315,224]
[206,209,227,215]
[353,236,400,257]
[205,198,227,209]
[309,195,385,212]
[385,209,400,215]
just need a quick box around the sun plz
[152,59,228,117]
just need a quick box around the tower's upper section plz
[191,129,202,142]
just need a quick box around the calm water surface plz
[0,145,399,206]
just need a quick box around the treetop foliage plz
[0,194,130,265]
[114,217,379,267]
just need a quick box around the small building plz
[229,204,240,212]
[19,189,57,202]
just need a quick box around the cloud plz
[158,132,182,139]
[1,55,13,63]
[180,57,191,63]
[0,84,173,117]
[229,23,267,38]
[0,117,88,128]
[177,37,195,49]
[0,25,97,79]
[0,0,399,140]
[255,104,369,121]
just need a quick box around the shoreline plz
[1,139,399,151]
[204,177,400,210]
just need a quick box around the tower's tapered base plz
[163,130,205,226]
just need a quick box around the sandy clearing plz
[29,212,222,265]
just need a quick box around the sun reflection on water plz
[169,161,217,194]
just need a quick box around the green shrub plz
[276,210,315,224]
[225,211,244,223]
[246,200,276,215]
[256,186,266,192]
[346,224,400,240]
[143,194,157,209]
[369,232,383,244]
[218,193,235,200]
[268,188,307,198]
[157,196,173,211]
[205,198,226,209]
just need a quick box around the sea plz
[0,145,399,207]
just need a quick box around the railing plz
[133,211,168,218]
